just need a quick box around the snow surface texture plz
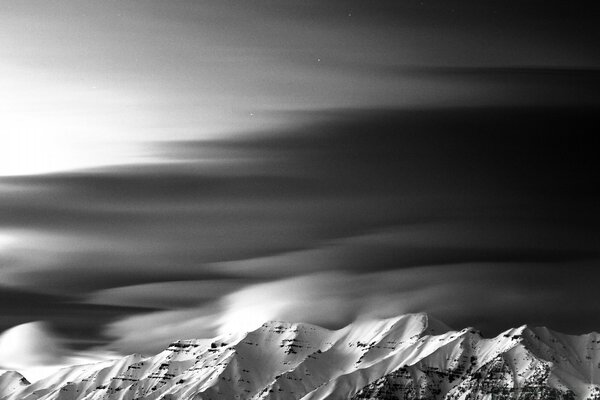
[1,313,599,399]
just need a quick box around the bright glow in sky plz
[0,232,15,252]
[2,0,597,176]
[0,64,150,176]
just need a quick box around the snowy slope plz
[1,313,598,400]
[0,371,30,397]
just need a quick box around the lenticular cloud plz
[0,322,65,369]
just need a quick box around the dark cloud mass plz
[0,0,600,369]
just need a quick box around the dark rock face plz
[352,355,577,400]
[352,368,417,400]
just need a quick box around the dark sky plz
[1,0,600,376]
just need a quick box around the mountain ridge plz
[1,313,599,399]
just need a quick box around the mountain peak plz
[0,371,30,397]
[2,314,598,400]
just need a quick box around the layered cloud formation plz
[1,106,600,363]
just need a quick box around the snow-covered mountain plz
[1,313,599,399]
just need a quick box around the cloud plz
[0,321,118,382]
[2,106,600,356]
[86,280,249,309]
[215,261,600,337]
[103,307,221,354]
[102,273,364,354]
[209,222,598,278]
[0,322,65,368]
[102,259,600,354]
[0,284,150,355]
